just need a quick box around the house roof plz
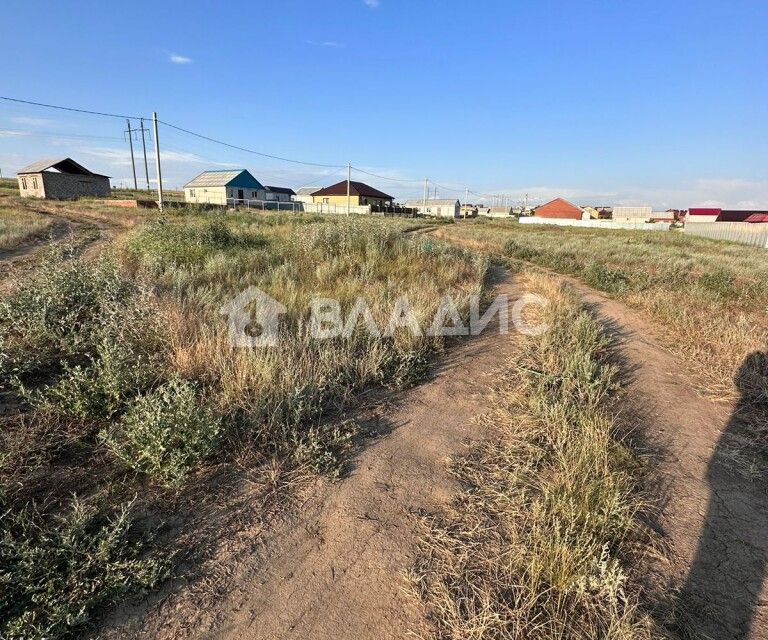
[296,186,321,196]
[719,209,768,223]
[312,180,393,200]
[688,207,721,216]
[745,213,768,223]
[265,186,296,195]
[536,197,581,211]
[184,169,263,189]
[18,157,108,177]
[404,199,459,207]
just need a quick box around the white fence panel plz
[684,222,768,248]
[519,218,672,231]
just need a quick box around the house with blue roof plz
[183,169,266,205]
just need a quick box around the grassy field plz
[433,219,768,403]
[411,272,666,639]
[0,210,486,639]
[0,206,54,249]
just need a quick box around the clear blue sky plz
[1,0,767,207]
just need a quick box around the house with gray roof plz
[404,198,460,218]
[183,169,265,205]
[17,158,110,200]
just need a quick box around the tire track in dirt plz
[99,269,527,640]
[432,230,768,638]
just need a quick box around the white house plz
[184,169,266,205]
[404,199,461,218]
[294,187,321,204]
[612,206,653,222]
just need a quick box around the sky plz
[1,0,767,208]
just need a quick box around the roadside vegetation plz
[411,273,666,639]
[0,210,486,639]
[434,220,768,403]
[0,206,54,249]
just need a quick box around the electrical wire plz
[0,95,513,201]
[0,96,145,120]
[157,119,345,169]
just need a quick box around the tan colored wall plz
[185,186,228,205]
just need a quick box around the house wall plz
[534,200,583,220]
[265,192,293,202]
[312,194,392,207]
[185,186,228,205]
[19,172,110,199]
[17,174,45,198]
[612,206,653,221]
[227,186,266,201]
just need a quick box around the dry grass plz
[0,206,54,249]
[410,273,668,639]
[0,210,487,639]
[434,221,768,402]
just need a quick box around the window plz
[32,177,38,189]
[323,197,329,204]
[21,178,27,190]
[189,189,195,197]
[252,191,257,198]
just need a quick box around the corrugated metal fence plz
[685,222,768,248]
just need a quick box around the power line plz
[0,96,145,120]
[350,165,423,184]
[157,119,345,169]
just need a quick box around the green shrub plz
[0,498,167,640]
[583,263,631,294]
[100,379,221,485]
[26,338,163,422]
[503,238,541,261]
[0,250,144,384]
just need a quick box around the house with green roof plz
[183,169,266,205]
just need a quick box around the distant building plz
[718,209,768,223]
[404,199,460,218]
[533,198,583,220]
[612,206,653,222]
[17,158,110,200]
[184,170,265,205]
[486,206,513,218]
[687,207,722,223]
[295,187,321,204]
[265,186,296,202]
[312,181,394,207]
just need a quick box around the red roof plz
[688,207,721,216]
[745,213,768,223]
[312,180,393,200]
[534,197,583,220]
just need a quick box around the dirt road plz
[561,276,768,640]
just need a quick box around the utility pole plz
[125,120,138,190]
[347,162,351,216]
[152,112,163,211]
[464,187,469,218]
[423,178,428,211]
[139,118,151,191]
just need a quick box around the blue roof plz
[184,169,264,190]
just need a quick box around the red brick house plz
[534,198,583,220]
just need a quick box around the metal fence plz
[685,222,768,249]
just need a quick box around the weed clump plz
[100,378,221,486]
[0,498,167,640]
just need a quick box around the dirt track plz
[5,213,763,638]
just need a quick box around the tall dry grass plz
[434,221,768,402]
[0,207,53,249]
[411,273,667,639]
